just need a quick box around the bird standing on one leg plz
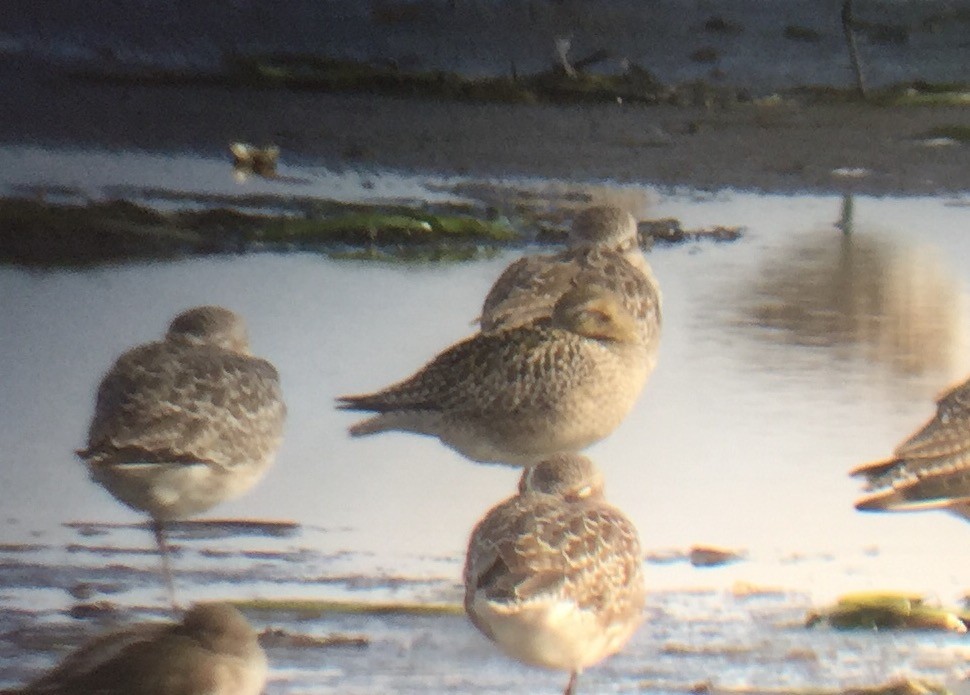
[77,306,286,608]
[464,453,646,694]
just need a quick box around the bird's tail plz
[855,486,970,513]
[347,414,391,437]
[849,457,898,479]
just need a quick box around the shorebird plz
[338,284,649,466]
[464,453,645,695]
[480,204,661,368]
[229,142,280,178]
[76,306,286,607]
[853,375,970,521]
[10,603,267,695]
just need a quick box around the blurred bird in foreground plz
[9,603,266,695]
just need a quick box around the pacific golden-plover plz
[338,284,649,466]
[480,204,661,365]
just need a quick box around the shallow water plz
[2,150,970,692]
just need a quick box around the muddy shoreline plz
[1,58,968,198]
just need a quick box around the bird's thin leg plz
[564,671,578,695]
[151,519,180,611]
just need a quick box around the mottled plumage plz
[853,375,970,521]
[480,205,661,365]
[464,454,645,695]
[77,306,286,605]
[338,285,649,466]
[12,603,267,695]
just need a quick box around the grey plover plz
[464,453,645,694]
[77,306,287,606]
[338,284,649,466]
[480,204,661,366]
[11,603,266,695]
[853,375,970,521]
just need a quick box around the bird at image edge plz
[853,375,970,521]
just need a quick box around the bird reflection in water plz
[744,194,967,379]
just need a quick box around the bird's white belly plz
[472,596,626,672]
[90,458,269,521]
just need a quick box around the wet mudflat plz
[1,149,969,692]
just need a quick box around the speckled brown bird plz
[853,375,970,521]
[11,603,267,695]
[338,284,649,466]
[480,205,662,367]
[77,306,286,607]
[464,453,645,695]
